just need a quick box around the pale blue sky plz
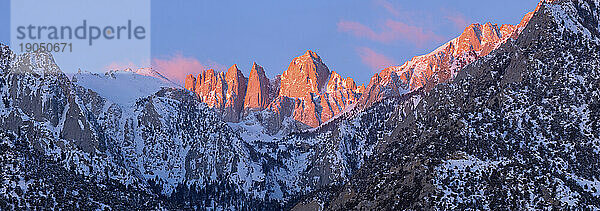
[1,0,540,84]
[8,0,150,75]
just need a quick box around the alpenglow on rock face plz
[292,0,600,209]
[279,50,331,98]
[269,51,365,127]
[3,0,600,210]
[223,64,248,122]
[183,65,248,122]
[244,62,271,110]
[358,12,535,108]
[187,19,538,127]
[184,50,364,128]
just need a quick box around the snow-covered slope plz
[294,0,600,209]
[2,0,600,210]
[358,13,534,108]
[0,46,393,209]
[0,48,276,209]
[72,70,178,107]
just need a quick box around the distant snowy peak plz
[357,10,536,108]
[123,67,178,85]
[72,69,177,107]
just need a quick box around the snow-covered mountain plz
[358,12,535,109]
[1,0,600,210]
[0,48,281,209]
[181,12,531,130]
[0,45,392,209]
[293,0,600,209]
[72,70,178,107]
[184,50,364,129]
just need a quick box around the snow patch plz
[72,71,177,107]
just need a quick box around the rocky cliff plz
[244,62,270,111]
[358,12,535,108]
[3,0,598,209]
[184,50,363,128]
[295,0,600,209]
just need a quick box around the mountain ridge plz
[2,0,599,209]
[293,0,600,209]
[180,11,534,129]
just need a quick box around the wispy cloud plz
[338,21,389,42]
[443,9,471,30]
[338,20,443,47]
[152,53,224,85]
[385,20,444,46]
[374,0,400,17]
[356,47,396,71]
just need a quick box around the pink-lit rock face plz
[184,11,534,128]
[184,50,363,128]
[279,50,331,99]
[181,11,532,127]
[271,52,364,127]
[321,71,362,121]
[292,92,321,128]
[223,64,247,122]
[184,74,196,92]
[244,62,270,110]
[359,67,410,108]
[195,69,226,109]
[182,65,249,122]
[358,12,534,107]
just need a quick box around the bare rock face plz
[194,69,226,109]
[292,93,322,128]
[186,65,247,122]
[510,11,535,39]
[319,71,363,122]
[244,62,270,111]
[184,74,196,92]
[223,64,247,122]
[266,96,296,123]
[272,52,363,127]
[326,71,348,92]
[279,50,331,98]
[500,24,518,38]
[456,23,504,57]
[184,51,361,128]
[358,67,410,108]
[356,84,365,93]
[359,12,534,107]
[269,75,281,102]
